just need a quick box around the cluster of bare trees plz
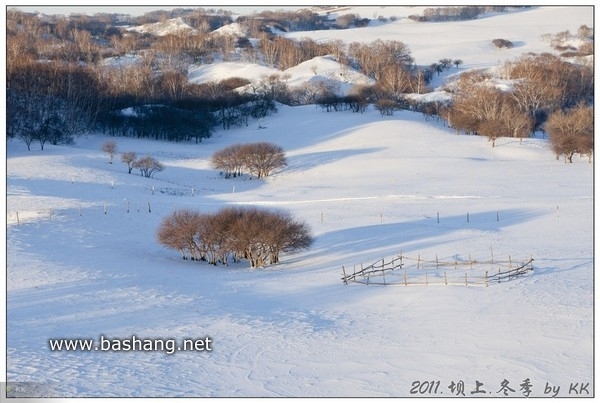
[7,59,103,150]
[444,53,593,149]
[545,103,593,163]
[7,8,594,164]
[156,207,313,267]
[101,140,165,177]
[444,78,534,147]
[211,142,286,179]
[408,6,516,22]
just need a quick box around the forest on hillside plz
[6,7,594,161]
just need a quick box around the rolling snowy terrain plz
[5,5,594,399]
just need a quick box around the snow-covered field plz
[4,5,595,399]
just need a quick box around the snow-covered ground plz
[4,5,595,399]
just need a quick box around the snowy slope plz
[5,5,595,399]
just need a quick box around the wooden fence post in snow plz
[148,202,151,213]
[342,266,347,284]
[425,271,428,285]
[465,272,468,286]
[16,211,20,226]
[404,270,407,286]
[444,271,448,285]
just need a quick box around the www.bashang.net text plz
[48,335,212,355]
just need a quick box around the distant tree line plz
[6,8,594,162]
[157,207,313,267]
[408,6,523,22]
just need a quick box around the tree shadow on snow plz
[285,147,386,173]
[294,207,544,266]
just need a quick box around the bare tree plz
[211,143,245,178]
[101,140,117,163]
[133,155,165,177]
[240,142,287,178]
[545,103,593,163]
[120,151,137,174]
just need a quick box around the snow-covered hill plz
[127,16,198,36]
[5,5,594,399]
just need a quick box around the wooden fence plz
[341,253,534,287]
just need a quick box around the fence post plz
[425,271,428,286]
[16,211,20,226]
[404,270,407,286]
[436,254,439,269]
[342,266,347,285]
[444,271,447,285]
[465,272,468,286]
[485,271,488,287]
[437,211,439,223]
[417,254,420,269]
[467,212,469,223]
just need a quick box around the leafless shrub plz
[492,38,513,49]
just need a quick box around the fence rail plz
[341,253,534,287]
